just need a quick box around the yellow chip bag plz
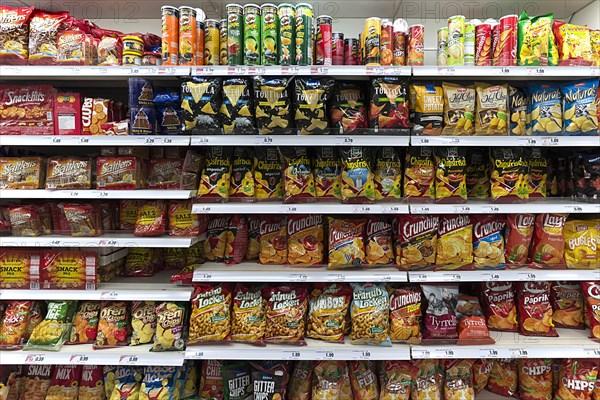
[328,217,366,269]
[282,147,316,203]
[563,219,599,269]
[197,146,233,202]
[204,216,232,262]
[553,21,593,66]
[287,214,324,266]
[435,147,467,202]
[130,301,156,346]
[254,147,283,201]
[475,82,509,135]
[442,83,476,135]
[436,215,473,270]
[259,215,287,265]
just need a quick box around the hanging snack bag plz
[204,215,232,262]
[26,300,77,351]
[307,283,352,342]
[475,82,508,135]
[369,77,410,131]
[409,82,443,135]
[403,146,435,199]
[473,359,494,395]
[374,147,402,200]
[198,146,234,202]
[288,360,312,400]
[435,147,467,203]
[443,360,474,400]
[562,78,599,135]
[189,283,232,344]
[555,359,599,400]
[94,301,129,348]
[411,360,442,400]
[263,284,308,345]
[527,147,549,197]
[181,77,222,134]
[509,86,530,135]
[259,215,287,265]
[328,217,367,268]
[379,360,418,400]
[282,147,316,203]
[394,215,439,270]
[330,82,368,133]
[490,147,529,202]
[472,214,506,269]
[487,359,518,398]
[582,281,600,340]
[348,361,381,399]
[517,12,558,66]
[389,285,422,344]
[253,76,292,135]
[365,216,394,265]
[45,365,82,400]
[551,281,584,330]
[130,301,156,346]
[516,281,558,337]
[529,82,562,135]
[505,213,535,266]
[480,281,518,331]
[254,147,283,201]
[314,147,342,201]
[295,77,335,135]
[422,284,459,343]
[221,77,255,134]
[232,283,266,345]
[455,294,494,345]
[564,219,599,269]
[230,147,255,201]
[67,301,100,344]
[436,215,473,270]
[340,146,376,203]
[152,301,186,351]
[465,148,490,199]
[134,200,167,237]
[530,213,568,268]
[350,283,391,346]
[442,83,476,135]
[287,214,324,266]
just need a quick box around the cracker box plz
[53,92,81,135]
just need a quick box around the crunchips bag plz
[281,147,316,203]
[563,219,599,269]
[369,77,410,131]
[229,147,255,201]
[130,301,156,346]
[188,283,232,344]
[582,281,600,340]
[389,285,422,344]
[551,281,584,330]
[259,215,287,265]
[443,360,474,400]
[287,214,324,266]
[223,214,248,265]
[181,77,222,134]
[442,83,476,135]
[294,77,335,135]
[472,214,506,269]
[253,76,292,135]
[487,359,518,398]
[434,147,467,203]
[465,148,490,199]
[307,283,352,343]
[529,82,563,135]
[350,283,391,346]
[220,77,255,134]
[330,82,368,133]
[516,281,558,337]
[517,12,558,66]
[403,146,435,200]
[394,215,439,270]
[530,213,568,268]
[475,82,508,135]
[231,283,266,345]
[562,78,599,135]
[68,301,100,345]
[314,147,342,201]
[328,217,367,268]
[348,361,380,400]
[365,216,394,265]
[340,146,376,203]
[197,146,234,202]
[490,147,529,202]
[152,301,186,351]
[263,284,308,345]
[410,83,444,135]
[505,213,535,266]
[436,215,473,270]
[509,86,530,135]
[204,215,232,262]
[254,147,283,201]
[455,294,494,345]
[374,147,402,200]
[480,281,518,331]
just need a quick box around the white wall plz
[570,1,600,28]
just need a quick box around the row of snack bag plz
[203,213,598,270]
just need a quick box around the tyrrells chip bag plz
[253,76,292,135]
[294,77,335,135]
[220,77,256,134]
[181,77,222,134]
[330,82,368,133]
[562,78,599,135]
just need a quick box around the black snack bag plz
[294,77,335,135]
[369,77,410,132]
[181,76,222,134]
[330,82,368,134]
[572,151,600,203]
[250,361,290,400]
[220,78,256,135]
[253,76,292,135]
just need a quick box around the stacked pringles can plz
[160,6,206,66]
[437,15,519,66]
[359,17,416,66]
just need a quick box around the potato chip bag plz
[340,362,353,400]
[253,76,292,135]
[314,147,342,200]
[68,301,100,344]
[254,147,283,201]
[389,285,422,344]
[181,77,222,134]
[442,83,475,135]
[529,82,563,135]
[473,359,493,395]
[443,359,474,400]
[554,359,598,400]
[348,361,380,400]
[509,86,530,135]
[103,366,117,399]
[26,300,77,351]
[421,284,458,343]
[411,360,442,400]
[531,213,568,268]
[517,12,558,66]
[490,147,529,202]
[130,301,156,346]
[572,151,600,202]
[582,281,600,340]
[488,359,518,398]
[123,247,159,277]
[246,216,260,261]
[232,283,266,345]
[551,281,584,330]
[287,214,324,266]
[46,365,81,400]
[198,360,225,400]
[553,21,593,66]
[455,294,494,345]
[466,148,490,199]
[410,83,443,135]
[505,214,535,266]
[0,300,32,350]
[109,366,143,400]
[436,215,473,270]
[223,214,248,265]
[340,146,376,203]
[259,215,287,265]
[183,360,198,399]
[79,365,104,400]
[204,215,232,262]
[365,216,394,265]
[94,301,129,349]
[229,147,255,201]
[250,361,290,400]
[369,77,410,131]
[197,146,233,202]
[374,147,402,200]
[222,362,253,400]
[350,283,391,346]
[307,283,352,343]
[312,361,344,400]
[527,147,549,197]
[189,283,232,344]
[480,281,518,332]
[263,284,308,345]
[434,147,467,203]
[139,366,178,400]
[281,147,316,203]
[20,364,53,400]
[592,30,600,66]
[472,214,506,269]
[294,77,335,135]
[403,146,435,199]
[24,301,44,342]
[475,82,508,135]
[220,77,255,134]
[563,219,599,269]
[328,217,367,268]
[288,360,312,400]
[394,215,439,270]
[562,78,599,135]
[152,301,186,351]
[330,82,368,133]
[516,281,558,337]
[378,360,417,400]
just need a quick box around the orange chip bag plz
[505,214,535,266]
[553,21,593,66]
[263,284,308,345]
[582,281,600,340]
[287,214,324,266]
[378,360,418,400]
[530,213,568,268]
[516,281,558,337]
[282,146,316,203]
[455,294,494,345]
[487,359,518,398]
[204,216,232,262]
[328,217,366,268]
[0,300,33,349]
[374,146,402,200]
[306,283,352,343]
[403,146,435,199]
[94,301,129,348]
[473,359,493,395]
[551,281,584,330]
[555,359,599,400]
[480,281,518,332]
[389,285,422,344]
[348,361,380,400]
[394,215,439,271]
[365,216,394,265]
[67,301,100,344]
[518,358,553,400]
[259,215,287,265]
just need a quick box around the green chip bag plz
[25,300,77,351]
[518,12,559,66]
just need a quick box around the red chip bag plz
[582,281,600,340]
[78,365,105,400]
[0,6,35,64]
[198,360,224,400]
[555,359,599,400]
[134,200,167,237]
[389,285,422,344]
[204,216,232,263]
[516,281,558,337]
[505,213,535,266]
[8,205,43,237]
[422,284,459,344]
[455,294,495,345]
[487,359,518,398]
[393,214,439,271]
[551,281,585,330]
[473,359,493,395]
[530,213,568,268]
[224,215,248,265]
[479,281,518,332]
[518,359,553,400]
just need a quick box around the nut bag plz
[479,281,518,332]
[254,147,283,201]
[403,146,435,199]
[259,215,287,265]
[365,216,394,265]
[287,214,324,266]
[253,76,292,135]
[350,283,391,346]
[340,146,376,203]
[505,213,535,266]
[232,283,266,345]
[26,300,77,351]
[472,214,506,269]
[563,219,599,269]
[530,213,568,268]
[394,215,439,270]
[130,301,156,346]
[307,283,352,342]
[281,147,316,203]
[442,83,476,135]
[487,359,518,398]
[529,82,563,135]
[551,281,584,330]
[348,361,380,399]
[188,283,232,344]
[263,284,308,345]
[229,147,255,201]
[389,285,422,344]
[152,301,186,351]
[294,77,335,135]
[409,82,443,135]
[220,77,256,134]
[434,147,467,203]
[509,86,530,135]
[517,12,559,66]
[562,78,599,135]
[374,147,402,200]
[455,294,494,345]
[369,77,410,131]
[328,217,367,269]
[527,147,549,198]
[475,82,508,135]
[197,146,234,202]
[330,82,368,133]
[555,359,599,400]
[516,281,558,337]
[181,77,222,134]
[314,147,342,201]
[466,148,490,199]
[490,147,529,202]
[436,215,473,270]
[67,301,100,345]
[582,281,600,340]
[422,284,459,343]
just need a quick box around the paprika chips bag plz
[287,214,324,266]
[68,301,100,345]
[487,359,518,398]
[410,83,443,135]
[223,214,248,265]
[531,213,568,268]
[259,215,287,265]
[254,147,283,201]
[443,360,474,400]
[231,283,266,345]
[582,281,600,340]
[204,215,232,262]
[263,284,308,345]
[563,219,599,269]
[473,359,493,395]
[553,21,593,66]
[505,213,535,266]
[394,215,439,270]
[197,146,234,203]
[389,285,422,344]
[518,12,559,66]
[307,283,352,343]
[551,281,584,330]
[328,217,366,268]
[490,147,529,202]
[348,361,380,400]
[455,294,494,345]
[294,77,335,135]
[198,360,225,400]
[466,148,490,199]
[435,147,467,203]
[422,284,459,343]
[480,281,518,332]
[475,82,509,135]
[181,77,222,134]
[374,147,402,200]
[472,214,506,269]
[340,146,376,203]
[229,147,255,201]
[436,215,473,270]
[350,283,391,346]
[509,86,531,135]
[529,82,563,135]
[403,146,435,200]
[554,359,599,400]
[220,77,255,134]
[330,82,368,133]
[282,147,316,203]
[254,76,292,135]
[442,83,476,135]
[365,216,394,265]
[314,147,342,201]
[516,281,558,337]
[562,78,599,135]
[369,77,410,131]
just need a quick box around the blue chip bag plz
[561,78,599,135]
[349,283,392,346]
[110,366,143,400]
[529,82,562,135]
[140,366,178,400]
[154,91,183,135]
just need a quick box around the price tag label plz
[335,136,354,145]
[69,191,79,197]
[565,204,584,213]
[161,137,173,144]
[411,205,431,214]
[449,137,460,144]
[453,205,471,213]
[281,205,298,213]
[3,66,21,74]
[373,273,392,282]
[196,272,213,280]
[495,67,511,75]
[96,191,109,198]
[193,136,210,145]
[480,348,499,358]
[100,291,119,300]
[519,138,537,146]
[144,137,155,144]
[281,66,300,75]
[70,67,81,75]
[411,348,431,358]
[410,273,428,282]
[311,66,329,74]
[436,349,455,357]
[541,137,559,146]
[79,136,90,144]
[352,205,372,213]
[25,354,45,363]
[518,272,537,281]
[352,350,372,360]
[290,273,308,282]
[195,205,212,213]
[255,136,274,145]
[438,67,456,75]
[367,66,385,75]
[590,67,600,77]
[158,67,177,75]
[594,270,600,281]
[100,240,117,246]
[119,355,139,365]
[229,66,247,74]
[528,67,545,76]
[382,205,402,213]
[316,350,335,360]
[128,67,140,75]
[283,350,302,360]
[197,66,214,75]
[50,137,62,144]
[484,205,500,213]
[96,67,109,75]
[584,348,600,357]
[70,354,90,364]
[443,273,461,282]
[482,272,500,281]
[413,137,430,145]
[189,351,205,358]
[510,349,529,358]
[327,273,345,282]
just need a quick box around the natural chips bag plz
[553,21,593,66]
[220,77,255,134]
[369,77,410,131]
[330,82,368,133]
[403,146,435,199]
[204,215,232,262]
[314,147,342,200]
[564,219,599,269]
[582,281,600,339]
[232,283,266,345]
[562,78,599,135]
[435,147,467,202]
[263,284,309,345]
[282,147,316,203]
[466,148,490,199]
[349,283,391,346]
[487,359,518,398]
[198,146,233,202]
[529,82,563,135]
[340,146,375,203]
[528,147,549,197]
[443,360,474,400]
[259,215,287,265]
[555,359,599,400]
[490,147,529,202]
[365,216,394,265]
[480,281,518,332]
[531,213,568,268]
[505,213,535,265]
[348,361,380,399]
[516,281,558,337]
[518,12,558,66]
[254,147,283,201]
[374,147,402,200]
[287,214,324,266]
[394,215,439,270]
[68,301,100,344]
[188,283,232,344]
[152,301,186,351]
[422,284,459,343]
[253,76,292,135]
[509,86,530,135]
[181,77,222,134]
[294,77,335,135]
[229,147,255,201]
[442,83,475,135]
[328,217,367,268]
[307,283,352,342]
[472,214,506,269]
[551,281,584,330]
[130,301,156,346]
[410,83,444,135]
[436,215,473,270]
[475,82,508,135]
[389,285,422,344]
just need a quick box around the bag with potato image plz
[130,301,156,346]
[253,76,292,135]
[139,366,178,400]
[561,78,599,135]
[151,301,186,351]
[94,301,129,349]
[294,77,335,135]
[181,77,222,134]
[527,147,549,198]
[374,147,402,200]
[530,213,568,268]
[563,219,599,269]
[410,82,443,135]
[487,359,518,398]
[340,146,376,203]
[188,283,232,344]
[465,148,490,199]
[246,216,261,261]
[369,77,410,132]
[328,217,367,269]
[479,281,518,332]
[393,214,439,271]
[389,285,423,344]
[551,281,584,330]
[365,216,394,266]
[442,82,475,135]
[204,215,232,262]
[472,214,506,269]
[517,12,559,66]
[229,147,255,201]
[555,359,599,400]
[582,281,600,340]
[529,82,563,135]
[68,300,100,344]
[517,359,553,400]
[220,77,256,135]
[281,146,316,203]
[287,214,324,266]
[516,281,558,337]
[435,147,467,203]
[314,146,342,201]
[508,86,531,135]
[254,146,283,201]
[197,146,234,202]
[435,215,473,270]
[403,146,435,200]
[259,215,287,265]
[572,151,600,203]
[505,214,535,266]
[490,147,529,202]
[475,82,508,135]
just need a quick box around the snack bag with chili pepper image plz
[369,77,410,133]
[281,146,316,203]
[94,301,129,348]
[434,147,467,203]
[329,82,368,134]
[490,147,529,202]
[197,146,234,203]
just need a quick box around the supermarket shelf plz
[0,65,190,79]
[409,199,599,214]
[478,390,512,400]
[411,135,600,147]
[191,134,410,146]
[185,339,411,361]
[412,65,600,78]
[0,135,190,146]
[0,271,193,301]
[0,234,203,248]
[193,65,411,77]
[192,202,409,214]
[193,263,407,283]
[0,344,184,366]
[411,329,600,359]
[409,268,600,283]
[0,189,195,200]
[98,247,128,267]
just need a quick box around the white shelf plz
[0,234,202,248]
[409,199,599,214]
[409,268,600,283]
[0,189,195,200]
[412,66,600,78]
[193,263,407,283]
[0,271,193,301]
[193,65,411,77]
[411,135,600,147]
[0,344,184,366]
[0,135,190,146]
[411,329,599,359]
[192,202,408,214]
[191,134,410,146]
[185,339,411,361]
[0,65,190,79]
